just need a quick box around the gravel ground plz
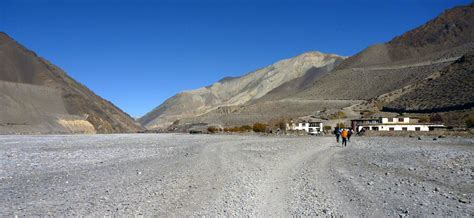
[0,134,472,216]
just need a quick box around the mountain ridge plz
[0,32,142,134]
[141,3,474,130]
[139,51,345,128]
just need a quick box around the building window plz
[415,127,421,131]
[402,127,408,131]
[388,118,393,122]
[372,127,379,131]
[389,127,395,131]
[309,122,318,127]
[399,118,404,122]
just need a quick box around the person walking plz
[347,128,353,142]
[334,127,340,143]
[341,128,348,147]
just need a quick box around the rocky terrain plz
[1,134,472,216]
[141,3,474,131]
[0,33,142,134]
[296,3,474,102]
[139,52,345,129]
[383,51,474,112]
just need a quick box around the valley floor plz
[0,134,472,216]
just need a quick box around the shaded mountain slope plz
[383,52,474,112]
[295,3,474,101]
[337,3,474,70]
[0,32,142,134]
[139,52,344,129]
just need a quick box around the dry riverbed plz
[0,134,472,216]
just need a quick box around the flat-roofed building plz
[352,117,445,132]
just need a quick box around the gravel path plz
[0,134,472,216]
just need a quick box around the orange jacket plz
[341,129,348,138]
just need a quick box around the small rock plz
[418,136,422,140]
[433,138,437,141]
[434,187,439,192]
[438,135,446,138]
[137,171,142,175]
[367,181,374,186]
[458,198,469,203]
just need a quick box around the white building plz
[353,117,445,132]
[287,118,324,135]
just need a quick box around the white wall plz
[359,124,430,131]
[289,122,323,133]
[381,117,410,124]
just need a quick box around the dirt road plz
[0,134,472,216]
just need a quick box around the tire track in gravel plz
[255,138,330,216]
[287,138,357,216]
[4,134,470,216]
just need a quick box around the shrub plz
[466,115,474,128]
[253,123,267,132]
[418,116,430,123]
[323,126,332,131]
[207,126,219,133]
[241,125,252,132]
[336,123,345,128]
[224,125,252,133]
[430,114,444,123]
[329,111,347,120]
[278,121,286,130]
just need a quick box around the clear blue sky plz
[1,0,470,117]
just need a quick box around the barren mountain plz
[139,52,344,129]
[0,32,142,134]
[383,51,474,112]
[294,3,474,103]
[142,3,474,130]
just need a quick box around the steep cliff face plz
[0,32,142,134]
[139,52,345,129]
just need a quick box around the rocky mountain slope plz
[139,52,344,129]
[295,3,474,101]
[142,3,474,130]
[383,51,474,112]
[0,32,142,134]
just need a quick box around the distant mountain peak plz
[139,51,345,128]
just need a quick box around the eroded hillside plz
[0,33,142,134]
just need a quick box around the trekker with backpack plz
[341,128,348,147]
[334,127,340,143]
